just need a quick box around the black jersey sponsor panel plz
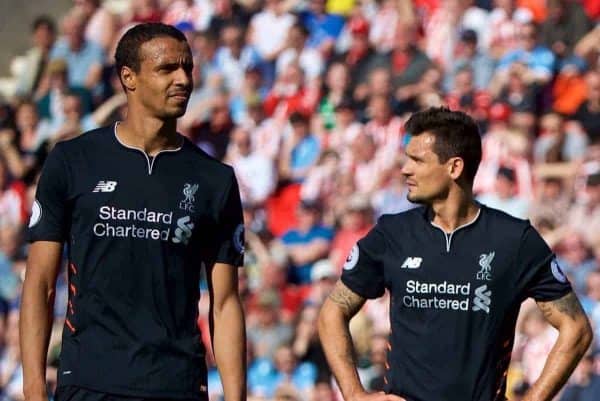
[26,126,244,399]
[337,205,571,401]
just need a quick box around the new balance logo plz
[472,284,492,313]
[93,181,117,193]
[401,257,422,269]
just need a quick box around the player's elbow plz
[578,318,594,352]
[562,316,593,355]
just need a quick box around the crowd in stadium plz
[1,0,600,400]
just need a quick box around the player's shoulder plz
[179,137,235,178]
[374,206,428,233]
[378,206,427,223]
[480,204,531,231]
[53,125,114,152]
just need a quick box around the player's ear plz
[120,66,136,91]
[447,157,464,181]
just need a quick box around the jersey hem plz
[57,381,208,400]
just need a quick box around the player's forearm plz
[524,321,592,401]
[318,301,366,401]
[20,273,55,399]
[212,293,247,401]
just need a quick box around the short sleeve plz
[214,169,245,267]
[27,144,70,243]
[518,225,572,302]
[340,221,387,299]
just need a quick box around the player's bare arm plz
[207,262,247,401]
[523,291,593,401]
[318,281,405,401]
[20,241,63,401]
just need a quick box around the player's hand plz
[350,391,407,401]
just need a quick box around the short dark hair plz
[404,107,482,183]
[115,23,188,77]
[32,15,55,33]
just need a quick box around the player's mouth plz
[168,91,190,101]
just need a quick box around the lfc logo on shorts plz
[476,251,495,281]
[179,183,198,212]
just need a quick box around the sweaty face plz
[132,37,193,119]
[402,133,453,204]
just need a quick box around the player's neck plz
[430,190,479,233]
[118,116,181,156]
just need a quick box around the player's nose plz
[173,67,191,88]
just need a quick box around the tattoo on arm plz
[328,282,366,318]
[538,292,585,321]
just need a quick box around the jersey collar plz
[113,121,184,175]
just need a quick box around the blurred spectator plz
[424,0,489,70]
[529,176,571,230]
[444,29,495,92]
[247,290,293,360]
[278,112,321,182]
[445,66,492,123]
[332,16,376,92]
[264,63,318,118]
[300,150,342,205]
[520,307,557,386]
[552,61,588,116]
[487,0,534,59]
[371,162,416,218]
[580,270,600,315]
[304,259,337,306]
[568,173,600,248]
[324,99,362,153]
[371,22,433,98]
[555,232,596,294]
[478,166,530,218]
[368,0,402,53]
[0,309,23,401]
[162,0,213,32]
[329,194,373,271]
[497,22,555,86]
[559,353,600,401]
[191,93,234,160]
[533,112,588,163]
[493,62,539,114]
[128,0,163,24]
[350,132,394,195]
[279,200,333,285]
[75,0,116,53]
[316,62,350,132]
[49,10,104,94]
[0,226,22,302]
[208,0,253,36]
[573,71,600,144]
[276,23,325,84]
[298,0,345,55]
[226,126,276,207]
[539,0,593,65]
[14,16,56,98]
[248,0,295,85]
[214,23,261,94]
[35,59,93,122]
[357,333,388,391]
[291,302,330,380]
